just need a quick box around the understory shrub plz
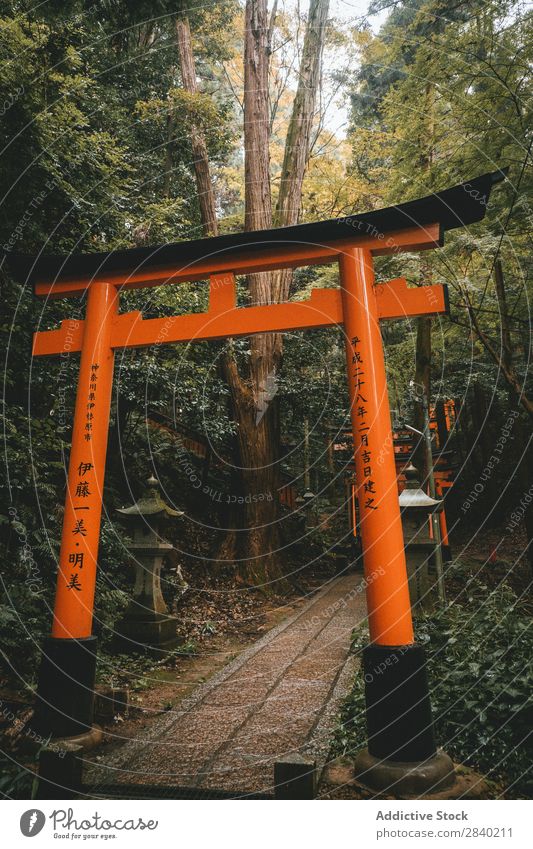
[333,582,533,797]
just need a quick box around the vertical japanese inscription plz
[65,364,99,593]
[351,337,378,512]
[84,363,99,442]
[51,282,117,639]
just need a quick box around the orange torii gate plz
[9,170,503,785]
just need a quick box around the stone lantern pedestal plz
[114,476,183,653]
[399,463,443,611]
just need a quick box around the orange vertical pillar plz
[52,281,117,638]
[35,282,118,738]
[339,247,439,769]
[339,247,413,646]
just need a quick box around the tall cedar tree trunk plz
[176,1,329,587]
[175,17,218,236]
[493,260,533,577]
[272,0,330,308]
[218,0,281,587]
[413,81,435,480]
[472,381,499,506]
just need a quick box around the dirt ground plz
[93,584,317,755]
[86,574,364,795]
[0,559,339,786]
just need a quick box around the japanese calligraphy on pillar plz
[65,362,99,593]
[351,338,378,511]
[84,362,99,442]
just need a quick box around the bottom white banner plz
[3,799,532,848]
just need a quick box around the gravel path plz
[85,573,367,796]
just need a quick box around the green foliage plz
[417,587,533,795]
[349,0,532,376]
[345,0,533,521]
[334,576,533,797]
[0,752,35,799]
[0,0,238,686]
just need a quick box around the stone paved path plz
[86,574,367,796]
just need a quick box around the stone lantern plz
[399,463,442,610]
[114,475,184,653]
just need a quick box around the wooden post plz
[339,247,437,766]
[339,247,413,646]
[35,282,117,738]
[52,282,118,638]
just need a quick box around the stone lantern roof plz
[399,464,442,511]
[116,475,184,518]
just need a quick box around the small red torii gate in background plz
[8,170,503,784]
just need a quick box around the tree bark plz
[220,0,284,587]
[175,2,330,588]
[471,380,500,507]
[274,0,329,229]
[175,16,218,236]
[217,0,330,588]
[272,0,330,302]
[163,110,175,199]
[493,260,533,577]
[412,81,435,482]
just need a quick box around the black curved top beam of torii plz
[4,169,506,292]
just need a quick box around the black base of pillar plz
[353,748,456,796]
[34,636,98,738]
[363,643,436,762]
[35,749,83,800]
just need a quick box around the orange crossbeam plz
[33,224,441,299]
[374,277,448,320]
[33,277,448,357]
